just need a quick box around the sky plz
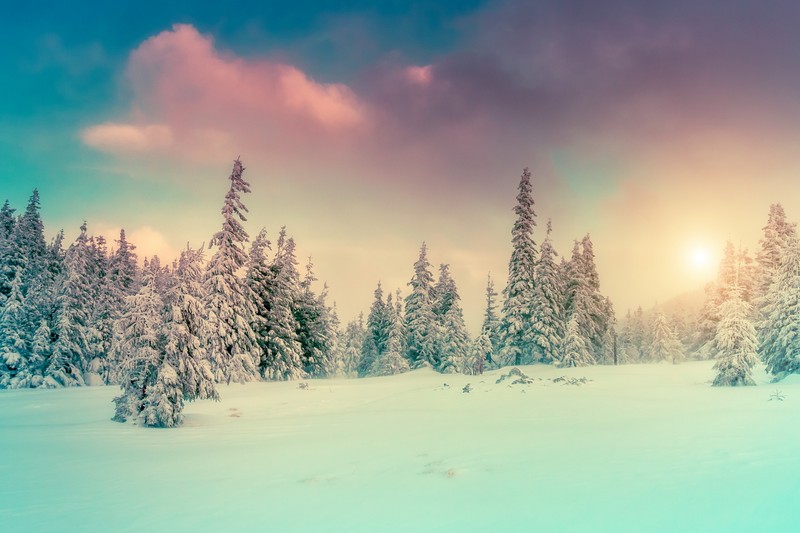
[2,0,800,331]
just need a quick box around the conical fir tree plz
[404,243,438,368]
[530,220,565,364]
[434,266,470,373]
[758,236,800,378]
[204,158,259,384]
[259,229,304,380]
[162,245,219,404]
[755,203,796,304]
[561,314,594,368]
[360,282,390,376]
[340,314,366,377]
[370,292,410,376]
[111,272,165,423]
[500,168,537,366]
[713,287,758,386]
[649,312,683,364]
[481,273,500,364]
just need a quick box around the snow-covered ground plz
[2,361,798,532]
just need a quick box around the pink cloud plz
[404,65,433,85]
[84,24,366,160]
[82,123,173,153]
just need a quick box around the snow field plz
[2,361,798,532]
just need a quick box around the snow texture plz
[1,361,798,531]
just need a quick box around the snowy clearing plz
[2,360,798,532]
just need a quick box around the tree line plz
[0,162,619,425]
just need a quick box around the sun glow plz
[690,246,711,269]
[685,244,716,279]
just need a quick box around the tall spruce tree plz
[481,273,500,364]
[500,167,537,366]
[0,200,18,302]
[466,332,492,375]
[322,301,343,377]
[530,220,565,364]
[369,292,410,376]
[15,190,47,290]
[436,268,470,373]
[258,228,304,380]
[46,223,96,387]
[713,287,758,386]
[649,312,684,364]
[204,158,259,384]
[404,243,437,368]
[0,277,27,387]
[161,245,218,405]
[755,203,796,305]
[109,229,139,296]
[359,282,391,376]
[294,258,329,377]
[561,314,594,367]
[340,314,366,377]
[758,236,800,378]
[111,272,165,423]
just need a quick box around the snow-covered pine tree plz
[404,242,438,368]
[617,310,635,364]
[0,200,18,302]
[322,302,343,377]
[579,235,612,361]
[258,228,304,380]
[530,220,565,364]
[500,168,537,366]
[598,297,617,365]
[481,273,500,365]
[19,320,51,388]
[560,314,594,368]
[435,268,470,373]
[0,200,14,239]
[246,228,271,373]
[45,223,96,387]
[563,236,614,364]
[433,263,458,318]
[696,241,757,359]
[116,245,219,428]
[143,255,172,298]
[161,245,218,405]
[340,314,366,377]
[87,234,115,384]
[758,236,800,378]
[735,247,758,306]
[649,312,684,364]
[369,291,410,376]
[13,190,47,295]
[111,272,165,424]
[0,277,28,387]
[293,258,329,377]
[18,229,66,387]
[109,229,139,296]
[360,282,391,376]
[756,203,796,302]
[713,287,758,386]
[464,332,492,375]
[693,281,719,359]
[204,158,259,384]
[140,360,183,428]
[563,241,594,354]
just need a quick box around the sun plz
[690,246,711,268]
[686,245,714,275]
